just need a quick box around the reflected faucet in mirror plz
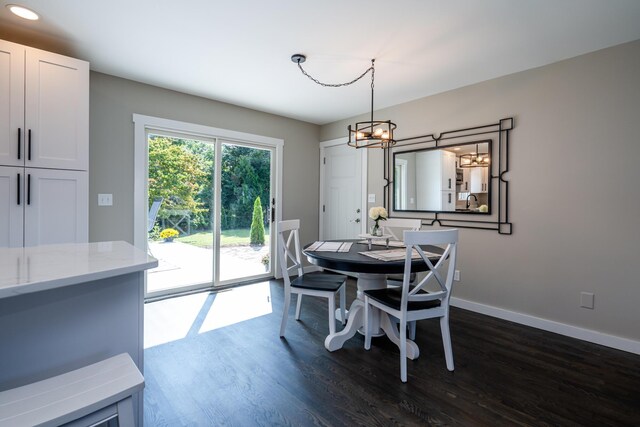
[466,194,478,209]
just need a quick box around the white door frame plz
[319,137,367,239]
[133,114,284,292]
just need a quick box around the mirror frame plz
[383,117,514,235]
[393,139,492,214]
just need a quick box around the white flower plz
[369,206,388,221]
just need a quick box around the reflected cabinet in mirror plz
[393,140,492,214]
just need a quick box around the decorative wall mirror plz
[393,140,492,214]
[383,117,514,235]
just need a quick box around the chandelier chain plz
[371,63,375,90]
[296,60,374,88]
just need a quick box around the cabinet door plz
[0,40,25,167]
[0,166,24,247]
[462,168,471,192]
[23,169,88,247]
[470,167,489,193]
[24,48,89,170]
[441,191,455,211]
[441,151,456,191]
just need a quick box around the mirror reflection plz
[393,140,491,213]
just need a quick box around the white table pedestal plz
[324,273,420,360]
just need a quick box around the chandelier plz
[459,143,490,168]
[291,54,396,149]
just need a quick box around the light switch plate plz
[98,193,113,206]
[368,193,376,203]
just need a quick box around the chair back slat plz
[400,230,458,310]
[381,218,421,241]
[278,220,304,285]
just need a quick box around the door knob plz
[355,218,361,223]
[356,208,361,213]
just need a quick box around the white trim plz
[319,137,368,239]
[451,297,640,355]
[132,114,284,287]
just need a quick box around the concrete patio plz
[147,240,270,294]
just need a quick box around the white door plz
[0,40,25,168]
[0,166,24,247]
[23,168,88,246]
[24,47,89,171]
[321,141,365,240]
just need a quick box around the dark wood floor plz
[144,279,640,426]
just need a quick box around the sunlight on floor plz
[144,282,272,349]
[199,282,272,334]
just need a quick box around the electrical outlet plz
[98,193,113,206]
[580,292,595,309]
[454,270,460,281]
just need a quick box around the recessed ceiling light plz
[7,4,39,21]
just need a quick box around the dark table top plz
[303,240,443,274]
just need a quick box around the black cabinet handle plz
[465,182,468,191]
[17,129,21,160]
[448,178,451,189]
[17,173,21,205]
[27,174,31,205]
[448,193,451,204]
[28,129,32,161]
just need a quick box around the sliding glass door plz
[217,141,274,284]
[145,133,275,298]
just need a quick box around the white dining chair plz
[364,229,458,382]
[381,218,422,286]
[381,218,422,339]
[278,219,347,337]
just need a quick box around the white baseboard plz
[450,297,640,355]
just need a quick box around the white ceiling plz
[2,0,640,125]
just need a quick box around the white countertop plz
[0,241,158,299]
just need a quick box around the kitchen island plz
[0,241,157,426]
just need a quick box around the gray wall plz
[321,40,640,341]
[90,72,320,247]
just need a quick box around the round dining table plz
[303,240,442,359]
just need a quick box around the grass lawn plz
[176,228,270,248]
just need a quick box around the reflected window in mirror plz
[393,140,492,214]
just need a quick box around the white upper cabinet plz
[441,151,456,191]
[0,39,89,171]
[415,150,458,211]
[462,168,471,192]
[0,41,25,167]
[470,167,489,193]
[0,39,89,247]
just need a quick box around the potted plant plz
[159,228,179,242]
[261,253,270,271]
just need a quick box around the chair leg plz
[440,315,455,371]
[339,286,346,326]
[328,294,336,335]
[400,316,408,383]
[295,294,302,320]
[280,289,291,337]
[364,297,371,350]
[408,321,417,340]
